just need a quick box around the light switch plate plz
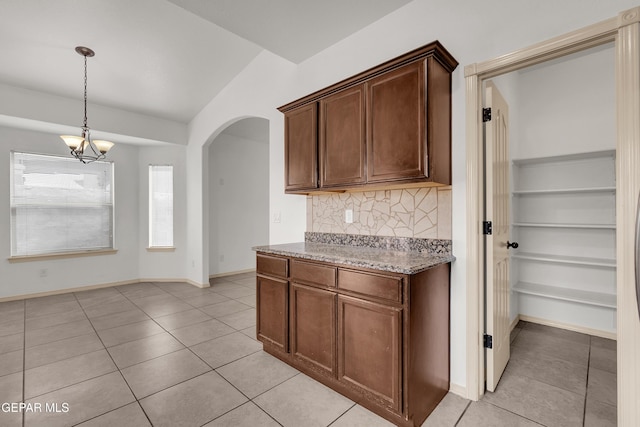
[345,209,353,223]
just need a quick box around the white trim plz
[464,61,483,401]
[465,9,640,416]
[518,314,617,341]
[615,7,640,426]
[0,277,210,302]
[139,278,211,289]
[184,279,210,289]
[448,382,467,399]
[464,17,618,79]
[146,247,177,252]
[0,271,257,301]
[8,249,118,263]
[509,315,520,332]
[209,268,256,278]
[0,279,138,302]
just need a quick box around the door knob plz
[507,241,519,249]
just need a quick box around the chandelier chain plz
[83,54,88,130]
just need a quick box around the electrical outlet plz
[219,254,225,262]
[345,209,353,223]
[273,211,281,223]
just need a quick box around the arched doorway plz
[207,117,269,277]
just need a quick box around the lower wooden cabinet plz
[338,295,402,412]
[256,253,450,427]
[256,275,288,352]
[290,283,336,375]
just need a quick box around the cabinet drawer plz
[338,269,402,302]
[257,254,288,279]
[291,260,336,288]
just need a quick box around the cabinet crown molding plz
[278,40,458,113]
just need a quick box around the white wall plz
[0,126,140,298]
[186,0,637,391]
[512,44,616,159]
[0,128,190,298]
[208,129,269,275]
[186,51,303,287]
[0,83,187,146]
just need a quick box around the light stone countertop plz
[253,241,455,275]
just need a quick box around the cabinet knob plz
[507,241,519,249]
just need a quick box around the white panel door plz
[485,81,511,392]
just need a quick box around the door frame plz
[465,6,640,425]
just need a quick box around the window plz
[149,165,174,247]
[10,151,114,257]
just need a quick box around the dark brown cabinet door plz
[284,103,318,191]
[290,283,337,375]
[338,295,402,413]
[367,60,426,183]
[257,275,288,352]
[319,84,366,187]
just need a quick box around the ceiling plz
[0,0,411,124]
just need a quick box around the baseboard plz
[448,382,467,399]
[519,314,617,340]
[185,279,210,289]
[0,277,211,302]
[509,315,521,332]
[138,278,210,288]
[0,279,139,302]
[209,268,255,279]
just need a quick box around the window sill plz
[8,249,118,263]
[146,247,176,252]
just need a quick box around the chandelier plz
[60,46,114,163]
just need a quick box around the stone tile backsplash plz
[307,187,452,239]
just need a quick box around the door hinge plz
[483,107,492,122]
[484,334,493,349]
[483,221,492,235]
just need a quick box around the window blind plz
[10,151,114,256]
[149,165,174,247]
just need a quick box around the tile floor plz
[425,321,617,427]
[0,274,617,426]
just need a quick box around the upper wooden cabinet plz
[284,103,318,191]
[319,84,366,188]
[367,61,425,183]
[279,41,458,194]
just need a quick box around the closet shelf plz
[510,150,617,332]
[513,281,616,309]
[512,187,615,195]
[512,252,616,268]
[512,150,615,165]
[512,222,616,230]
